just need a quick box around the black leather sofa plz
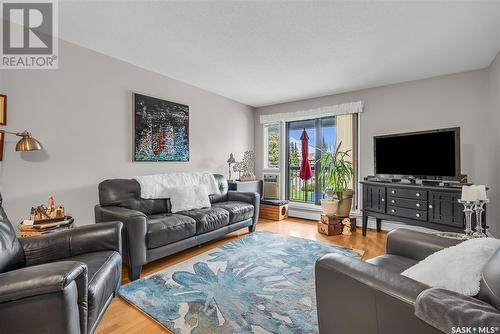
[315,228,500,334]
[95,174,260,281]
[0,194,122,334]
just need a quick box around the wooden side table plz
[260,202,289,221]
[18,218,76,238]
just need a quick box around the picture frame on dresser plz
[0,132,4,161]
[0,94,6,125]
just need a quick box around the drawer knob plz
[416,193,421,197]
[381,198,385,202]
[391,199,395,204]
[391,190,395,194]
[429,205,433,209]
[416,213,421,217]
[391,209,396,213]
[416,203,420,207]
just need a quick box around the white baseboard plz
[288,207,439,233]
[288,208,321,221]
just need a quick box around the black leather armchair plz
[0,195,122,334]
[315,228,500,334]
[95,174,260,281]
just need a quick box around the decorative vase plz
[337,190,355,217]
[320,199,339,216]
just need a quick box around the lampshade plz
[227,153,236,164]
[15,132,43,151]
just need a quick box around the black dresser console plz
[360,180,481,236]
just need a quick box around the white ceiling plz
[59,1,500,107]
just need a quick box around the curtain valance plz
[259,101,363,124]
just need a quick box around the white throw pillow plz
[169,185,211,213]
[401,237,500,296]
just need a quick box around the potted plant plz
[318,142,355,216]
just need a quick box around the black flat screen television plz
[374,127,461,178]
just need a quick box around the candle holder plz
[472,199,489,238]
[458,199,476,239]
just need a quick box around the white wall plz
[489,51,500,234]
[255,69,499,235]
[0,40,254,225]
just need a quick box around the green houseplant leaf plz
[318,141,354,200]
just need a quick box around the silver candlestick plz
[472,199,489,238]
[458,199,476,239]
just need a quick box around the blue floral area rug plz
[119,231,362,334]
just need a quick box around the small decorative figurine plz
[48,195,55,209]
[29,196,65,221]
[342,218,352,236]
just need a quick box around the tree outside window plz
[265,125,280,168]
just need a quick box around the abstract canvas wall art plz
[134,93,189,161]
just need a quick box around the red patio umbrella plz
[299,128,313,181]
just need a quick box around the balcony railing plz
[288,165,324,204]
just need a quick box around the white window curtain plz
[336,114,356,189]
[259,101,363,124]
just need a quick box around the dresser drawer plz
[387,196,427,210]
[387,187,427,200]
[387,205,427,221]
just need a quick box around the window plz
[264,124,280,169]
[286,114,358,206]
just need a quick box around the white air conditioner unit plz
[263,174,279,200]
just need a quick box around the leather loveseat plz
[0,194,122,334]
[315,228,500,334]
[95,174,260,281]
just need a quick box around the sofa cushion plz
[177,207,230,235]
[212,201,254,224]
[66,251,121,332]
[367,254,418,274]
[209,174,228,203]
[147,213,196,249]
[98,179,169,215]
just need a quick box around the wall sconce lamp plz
[0,130,43,151]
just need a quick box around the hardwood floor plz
[96,217,387,334]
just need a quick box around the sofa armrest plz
[0,261,88,334]
[19,222,123,267]
[0,261,87,304]
[316,253,428,305]
[227,191,260,205]
[95,205,147,267]
[386,228,463,261]
[227,191,260,225]
[415,288,500,333]
[315,253,434,334]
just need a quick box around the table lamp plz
[227,153,236,181]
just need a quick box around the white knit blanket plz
[402,237,500,296]
[134,172,220,213]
